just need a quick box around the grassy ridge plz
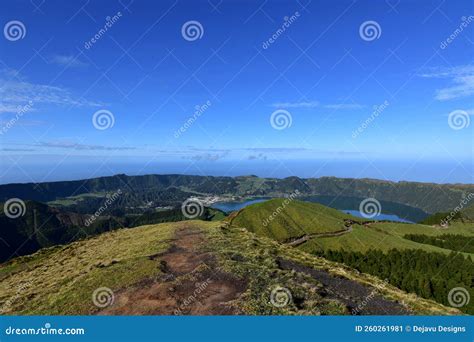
[0,220,459,315]
[230,199,353,242]
[0,222,181,314]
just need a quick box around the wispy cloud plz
[50,54,88,68]
[0,69,101,113]
[36,141,136,151]
[324,103,365,110]
[271,101,364,110]
[188,153,227,161]
[419,65,474,101]
[272,101,319,108]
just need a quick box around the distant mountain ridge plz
[0,173,472,214]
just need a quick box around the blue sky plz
[0,0,473,184]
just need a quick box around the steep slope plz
[0,220,458,315]
[229,199,354,242]
[0,200,225,263]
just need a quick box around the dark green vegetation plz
[230,199,474,315]
[404,234,474,253]
[321,249,474,314]
[1,173,473,316]
[0,221,459,315]
[0,200,224,263]
[0,173,472,214]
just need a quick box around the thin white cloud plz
[0,69,101,113]
[50,55,88,68]
[324,103,365,110]
[419,65,474,101]
[272,101,320,108]
[271,101,363,109]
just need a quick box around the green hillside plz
[230,200,474,314]
[230,199,354,242]
[0,220,459,315]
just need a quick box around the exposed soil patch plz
[98,224,246,315]
[277,258,411,315]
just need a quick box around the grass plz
[0,222,178,314]
[230,199,474,257]
[0,218,462,316]
[205,223,460,315]
[230,199,354,242]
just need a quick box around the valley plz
[0,173,473,316]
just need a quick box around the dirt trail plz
[98,224,246,315]
[277,258,411,315]
[286,225,353,247]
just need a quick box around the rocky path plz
[98,224,246,315]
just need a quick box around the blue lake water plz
[212,198,414,223]
[343,210,414,223]
[211,198,269,213]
